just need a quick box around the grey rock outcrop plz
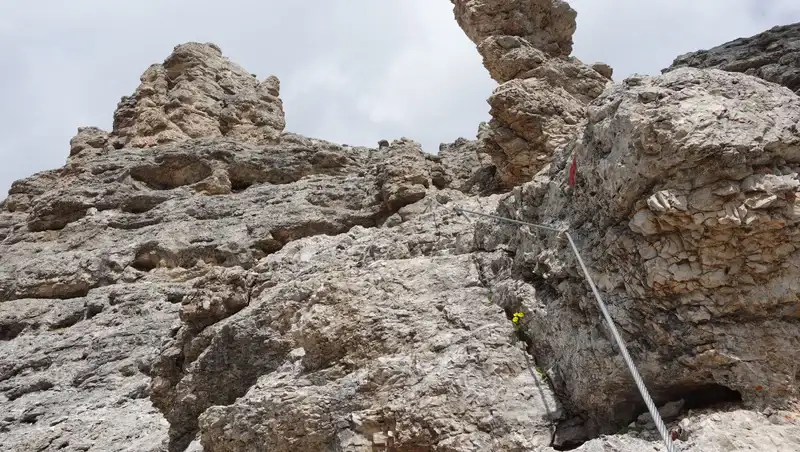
[156,207,566,451]
[1,131,518,451]
[68,42,286,159]
[556,407,800,451]
[452,0,577,59]
[4,1,800,451]
[438,137,502,194]
[664,23,800,94]
[475,66,800,440]
[451,0,612,188]
[1,37,553,451]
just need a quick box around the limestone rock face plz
[438,137,502,194]
[452,0,578,59]
[5,5,800,452]
[665,23,800,94]
[1,131,518,451]
[69,126,110,156]
[476,67,800,438]
[0,284,175,452]
[69,42,286,158]
[553,408,800,451]
[1,56,537,449]
[450,0,612,188]
[158,220,564,452]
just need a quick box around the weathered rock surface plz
[0,284,177,452]
[544,407,800,451]
[451,0,612,188]
[1,39,516,451]
[438,137,502,194]
[475,66,800,441]
[4,1,800,451]
[157,201,567,451]
[69,42,286,158]
[452,0,577,59]
[665,23,800,95]
[1,125,514,451]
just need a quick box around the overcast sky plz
[2,0,799,199]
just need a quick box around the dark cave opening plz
[550,383,743,450]
[552,438,584,451]
[131,249,162,272]
[491,293,744,450]
[662,382,743,411]
[229,179,254,192]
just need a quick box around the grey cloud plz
[1,0,799,198]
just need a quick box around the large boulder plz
[452,0,578,59]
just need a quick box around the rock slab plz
[665,22,800,95]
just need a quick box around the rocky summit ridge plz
[2,1,800,451]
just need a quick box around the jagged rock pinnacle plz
[69,42,286,157]
[452,0,578,59]
[450,0,613,187]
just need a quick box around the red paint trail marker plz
[568,155,577,187]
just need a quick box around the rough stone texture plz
[475,67,800,440]
[1,39,508,451]
[2,132,479,303]
[674,408,800,451]
[665,23,800,95]
[476,35,612,88]
[451,0,612,187]
[1,126,507,451]
[69,126,109,157]
[483,66,599,186]
[181,222,562,452]
[438,137,502,194]
[69,42,286,158]
[5,4,800,452]
[0,285,176,452]
[540,407,800,451]
[452,0,578,59]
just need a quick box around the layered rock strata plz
[3,2,800,452]
[476,66,800,440]
[665,22,800,95]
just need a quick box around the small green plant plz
[533,365,553,385]
[511,311,525,327]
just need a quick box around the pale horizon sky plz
[2,0,799,199]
